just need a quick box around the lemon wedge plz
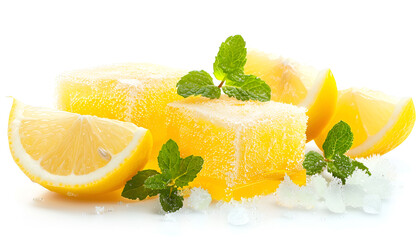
[315,88,416,157]
[245,51,337,141]
[8,99,153,196]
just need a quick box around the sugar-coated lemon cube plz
[56,63,186,169]
[166,96,307,201]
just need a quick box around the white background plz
[0,0,419,239]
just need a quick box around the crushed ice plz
[218,198,258,226]
[185,187,256,225]
[95,206,105,215]
[185,187,212,211]
[94,206,113,215]
[86,155,393,222]
[274,155,394,214]
[227,206,250,226]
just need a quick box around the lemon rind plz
[347,97,411,156]
[9,100,148,186]
[299,69,329,109]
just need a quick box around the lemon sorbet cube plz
[56,63,186,169]
[166,96,308,201]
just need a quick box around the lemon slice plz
[245,51,337,141]
[8,99,153,196]
[315,88,416,157]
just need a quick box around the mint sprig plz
[302,151,326,175]
[222,74,272,102]
[326,154,354,184]
[121,139,204,213]
[303,121,371,184]
[322,120,353,159]
[121,170,160,200]
[213,35,247,80]
[176,70,221,99]
[176,35,271,102]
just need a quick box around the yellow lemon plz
[245,51,337,141]
[315,88,416,157]
[56,63,185,170]
[8,99,153,196]
[166,95,307,201]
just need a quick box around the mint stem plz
[218,80,225,88]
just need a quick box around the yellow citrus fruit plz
[8,99,153,196]
[315,88,416,157]
[166,95,307,201]
[244,51,338,141]
[56,63,185,170]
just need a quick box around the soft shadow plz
[30,188,144,214]
[41,188,131,203]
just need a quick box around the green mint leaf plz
[176,70,221,99]
[303,151,327,175]
[223,71,246,83]
[158,139,181,178]
[322,121,354,160]
[144,173,171,190]
[327,154,354,184]
[159,188,184,213]
[213,35,247,80]
[174,155,204,188]
[176,35,271,103]
[351,160,372,176]
[222,74,271,102]
[121,170,160,200]
[121,139,206,213]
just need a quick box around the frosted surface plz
[166,95,308,200]
[56,63,187,169]
[168,95,307,127]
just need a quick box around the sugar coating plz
[56,63,187,169]
[166,95,308,200]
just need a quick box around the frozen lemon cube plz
[56,63,186,169]
[166,96,308,201]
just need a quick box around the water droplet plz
[98,147,111,161]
